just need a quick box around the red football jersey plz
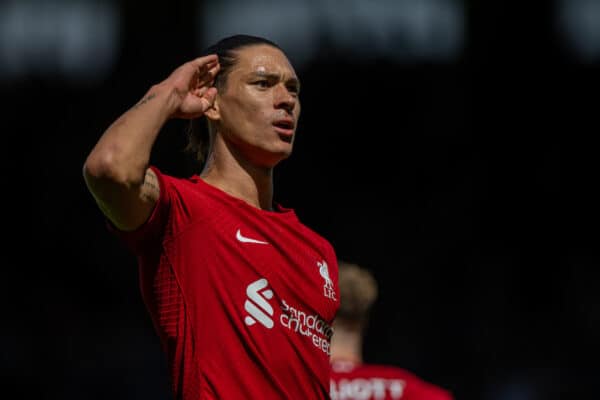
[111,166,340,399]
[330,359,454,400]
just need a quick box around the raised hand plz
[161,54,221,119]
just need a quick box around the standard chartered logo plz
[244,278,274,329]
[243,279,333,355]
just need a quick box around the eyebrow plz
[253,71,301,89]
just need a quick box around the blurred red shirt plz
[330,359,454,400]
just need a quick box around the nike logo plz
[236,229,269,245]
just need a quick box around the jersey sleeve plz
[419,380,455,400]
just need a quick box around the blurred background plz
[2,0,600,399]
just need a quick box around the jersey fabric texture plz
[330,359,454,400]
[110,166,340,399]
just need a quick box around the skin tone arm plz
[83,55,220,231]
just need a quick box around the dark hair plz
[185,34,284,165]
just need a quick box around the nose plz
[273,84,296,113]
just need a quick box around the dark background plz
[3,1,600,399]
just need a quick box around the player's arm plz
[82,55,220,231]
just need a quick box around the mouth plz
[272,119,295,140]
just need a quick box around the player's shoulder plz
[152,166,199,186]
[283,209,336,253]
[357,363,454,400]
[150,166,211,196]
[383,366,453,400]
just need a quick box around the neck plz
[330,325,363,365]
[200,139,275,210]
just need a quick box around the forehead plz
[232,44,297,78]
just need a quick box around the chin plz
[263,147,293,167]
